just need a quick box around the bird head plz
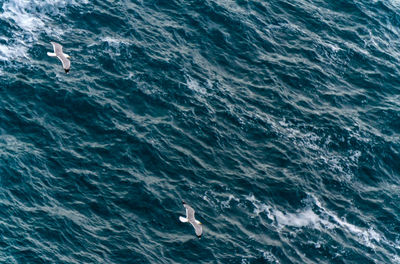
[66,55,71,59]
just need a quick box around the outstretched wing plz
[183,203,195,221]
[51,42,63,55]
[191,222,202,237]
[182,202,203,237]
[59,56,70,70]
[51,42,70,70]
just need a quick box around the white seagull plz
[47,42,71,73]
[179,201,203,238]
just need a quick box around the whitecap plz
[185,75,207,95]
[101,36,128,46]
[1,1,45,34]
[392,255,400,263]
[245,194,273,220]
[262,250,279,263]
[0,0,71,36]
[273,208,320,227]
[246,194,388,251]
[0,0,77,62]
[0,44,27,61]
[98,36,131,57]
[221,194,240,208]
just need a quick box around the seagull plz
[47,42,71,73]
[179,201,203,238]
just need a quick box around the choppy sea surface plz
[1,0,400,263]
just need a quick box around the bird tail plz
[179,216,189,223]
[47,52,57,57]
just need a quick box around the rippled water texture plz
[1,0,400,263]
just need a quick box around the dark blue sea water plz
[1,0,400,263]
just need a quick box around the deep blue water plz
[1,0,400,263]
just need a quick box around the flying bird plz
[179,201,203,238]
[47,42,71,73]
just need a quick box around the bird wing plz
[58,55,70,70]
[51,42,70,70]
[191,221,202,237]
[51,42,63,55]
[184,203,195,221]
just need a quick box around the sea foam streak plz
[245,193,399,258]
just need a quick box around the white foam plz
[246,194,389,252]
[221,194,240,208]
[392,255,400,263]
[2,2,42,33]
[101,36,127,45]
[98,36,130,57]
[388,0,400,7]
[323,208,381,248]
[0,0,70,35]
[245,194,274,220]
[0,44,27,61]
[262,251,279,263]
[308,196,383,249]
[185,75,207,95]
[0,0,77,62]
[273,208,320,227]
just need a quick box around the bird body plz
[48,42,71,73]
[180,202,203,238]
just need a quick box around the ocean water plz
[0,0,400,263]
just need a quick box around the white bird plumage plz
[48,41,71,73]
[179,201,203,238]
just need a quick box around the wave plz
[0,0,78,61]
[245,193,400,262]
